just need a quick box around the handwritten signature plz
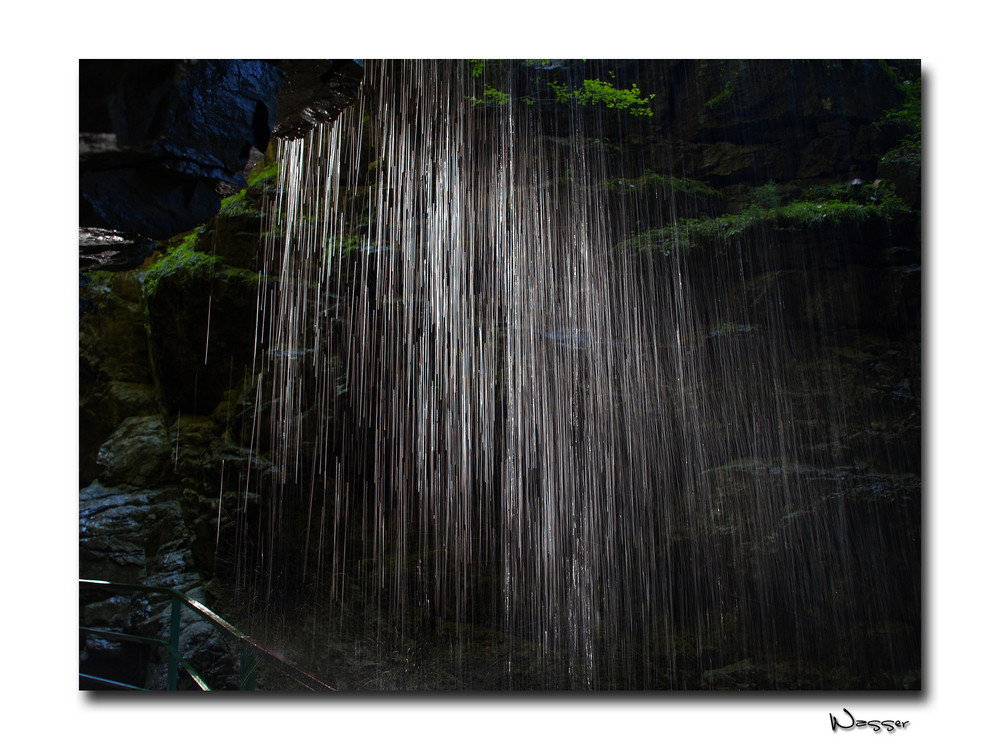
[830,708,910,733]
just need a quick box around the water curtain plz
[245,60,912,688]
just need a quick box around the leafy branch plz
[467,60,654,117]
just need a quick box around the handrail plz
[79,625,211,690]
[80,579,336,691]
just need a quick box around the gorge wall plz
[79,59,921,690]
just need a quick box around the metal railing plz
[79,579,336,691]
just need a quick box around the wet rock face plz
[79,228,160,272]
[79,270,157,485]
[266,59,365,139]
[80,484,195,585]
[80,60,285,241]
[77,153,299,677]
[79,59,363,257]
[79,484,243,690]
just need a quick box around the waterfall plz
[237,60,919,689]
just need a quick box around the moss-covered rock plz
[139,235,263,416]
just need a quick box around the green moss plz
[219,191,254,217]
[605,172,722,201]
[604,171,664,194]
[82,269,116,287]
[219,160,281,217]
[218,264,263,289]
[322,233,363,262]
[705,80,735,110]
[248,160,280,187]
[140,229,220,297]
[623,179,907,256]
[670,176,723,200]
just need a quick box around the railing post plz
[81,580,332,691]
[168,596,181,690]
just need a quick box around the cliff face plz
[79,60,920,690]
[79,59,363,269]
[651,60,915,185]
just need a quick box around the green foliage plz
[604,171,662,194]
[468,60,654,116]
[670,176,724,200]
[878,73,921,164]
[749,181,781,209]
[800,180,904,209]
[468,84,511,108]
[547,78,653,116]
[548,81,571,104]
[472,59,552,78]
[574,78,654,116]
[324,233,363,262]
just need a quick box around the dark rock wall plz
[638,59,913,186]
[80,60,284,241]
[79,59,363,260]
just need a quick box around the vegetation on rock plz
[877,68,921,174]
[219,161,281,217]
[604,171,723,201]
[139,229,219,298]
[468,60,654,116]
[623,178,909,257]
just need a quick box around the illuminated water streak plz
[240,60,917,689]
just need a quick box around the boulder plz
[95,416,172,488]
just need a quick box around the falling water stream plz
[233,60,918,689]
